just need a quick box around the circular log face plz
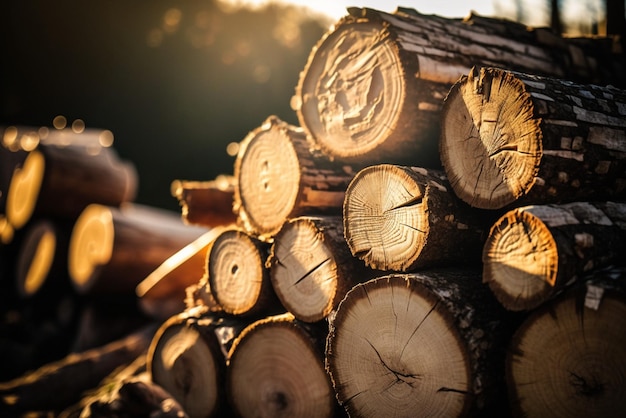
[227,316,334,418]
[296,21,404,159]
[16,221,57,297]
[482,208,558,311]
[327,275,471,417]
[507,291,626,418]
[236,126,301,237]
[68,204,114,291]
[6,149,44,229]
[150,322,220,418]
[440,68,542,209]
[208,229,265,315]
[270,217,338,322]
[343,165,427,271]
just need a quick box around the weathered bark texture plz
[268,215,376,323]
[171,175,237,227]
[136,227,228,320]
[5,141,137,230]
[184,274,224,314]
[343,164,495,271]
[233,116,357,240]
[68,203,209,295]
[506,266,626,418]
[0,324,157,416]
[483,201,626,311]
[440,66,626,210]
[293,7,626,166]
[226,313,337,418]
[147,308,243,418]
[15,219,73,298]
[326,270,513,418]
[207,227,279,317]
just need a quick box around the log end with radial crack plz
[507,269,626,418]
[326,271,512,417]
[440,66,543,210]
[269,215,370,323]
[227,313,336,418]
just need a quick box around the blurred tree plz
[0,0,330,211]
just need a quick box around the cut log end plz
[148,318,221,418]
[227,314,334,418]
[440,67,542,209]
[270,217,339,322]
[343,164,428,271]
[234,118,302,237]
[295,20,405,160]
[68,204,114,292]
[507,289,626,417]
[208,229,267,316]
[327,275,472,418]
[6,149,44,229]
[482,208,558,311]
[16,220,58,297]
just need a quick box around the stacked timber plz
[3,5,626,418]
[145,7,626,418]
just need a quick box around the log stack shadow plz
[2,6,626,418]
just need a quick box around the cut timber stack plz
[144,6,626,418]
[292,7,625,166]
[4,5,626,418]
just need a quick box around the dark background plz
[0,0,331,212]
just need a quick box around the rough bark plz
[343,164,495,271]
[147,307,243,418]
[68,203,209,295]
[207,227,280,317]
[5,141,137,230]
[233,116,357,240]
[326,269,514,418]
[171,175,237,228]
[136,226,228,320]
[506,266,626,418]
[226,313,337,418]
[268,215,376,323]
[0,324,157,416]
[293,7,626,166]
[15,218,73,298]
[440,66,626,209]
[483,201,626,311]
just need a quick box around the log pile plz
[3,6,626,418]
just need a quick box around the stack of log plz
[3,6,626,418]
[0,125,211,416]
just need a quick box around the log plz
[68,203,209,295]
[0,324,157,416]
[5,140,138,230]
[293,7,626,165]
[326,269,514,417]
[207,226,280,317]
[226,313,337,418]
[343,164,495,271]
[170,175,237,227]
[233,115,356,240]
[147,307,243,418]
[0,136,27,214]
[506,266,626,418]
[184,274,223,314]
[15,218,73,298]
[440,66,626,210]
[136,226,228,320]
[483,201,626,311]
[268,215,377,323]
